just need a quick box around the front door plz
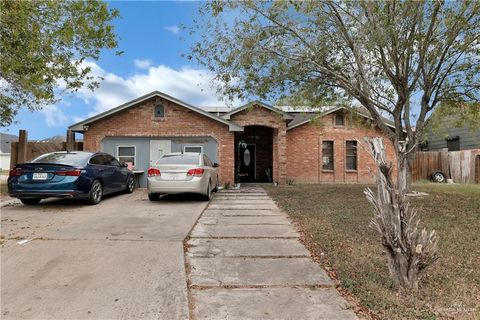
[150,140,172,165]
[239,144,256,182]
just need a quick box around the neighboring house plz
[69,91,396,187]
[0,133,18,170]
[422,119,480,151]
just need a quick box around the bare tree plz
[189,1,480,289]
[364,137,438,289]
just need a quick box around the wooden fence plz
[9,130,83,168]
[411,149,480,184]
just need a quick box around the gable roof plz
[69,91,243,132]
[287,106,396,130]
[221,101,294,120]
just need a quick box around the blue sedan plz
[8,151,135,205]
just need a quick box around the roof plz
[221,101,294,120]
[287,106,397,130]
[0,133,18,154]
[69,91,243,132]
[200,106,234,113]
[288,113,320,128]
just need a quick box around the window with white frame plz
[183,145,203,153]
[117,146,136,166]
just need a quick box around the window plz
[183,145,203,153]
[117,146,136,166]
[89,155,106,166]
[158,154,199,165]
[203,155,212,167]
[104,154,120,167]
[335,114,345,126]
[346,141,357,170]
[446,136,460,151]
[32,152,90,166]
[322,141,334,170]
[154,104,165,118]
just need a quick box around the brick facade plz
[82,96,235,184]
[286,111,396,184]
[80,94,395,186]
[229,105,287,184]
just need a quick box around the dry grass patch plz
[264,183,480,320]
[0,181,8,197]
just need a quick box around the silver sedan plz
[147,152,219,201]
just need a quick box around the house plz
[421,119,480,151]
[0,133,18,170]
[69,91,396,187]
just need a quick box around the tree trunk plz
[364,138,439,290]
[405,154,414,193]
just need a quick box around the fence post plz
[17,129,28,164]
[66,130,75,151]
[10,142,18,169]
[440,148,450,179]
[476,155,480,184]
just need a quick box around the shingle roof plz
[286,106,396,130]
[69,91,243,132]
[221,101,294,120]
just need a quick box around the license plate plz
[165,173,183,180]
[32,172,48,180]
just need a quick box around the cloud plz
[72,116,85,123]
[134,59,152,69]
[73,61,241,118]
[41,105,68,128]
[164,25,180,35]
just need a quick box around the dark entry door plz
[239,144,256,182]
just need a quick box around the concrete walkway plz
[186,185,358,320]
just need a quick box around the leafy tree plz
[0,0,120,127]
[189,0,480,289]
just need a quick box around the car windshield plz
[31,152,90,166]
[157,154,199,165]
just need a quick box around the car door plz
[203,155,217,187]
[89,154,116,194]
[105,154,126,191]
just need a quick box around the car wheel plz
[203,181,212,201]
[20,198,41,205]
[88,180,103,205]
[126,175,135,193]
[431,171,446,183]
[148,193,160,201]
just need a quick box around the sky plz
[2,1,233,140]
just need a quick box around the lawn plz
[264,183,480,320]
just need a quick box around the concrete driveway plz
[1,190,207,319]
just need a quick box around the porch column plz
[273,125,287,184]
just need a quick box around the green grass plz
[265,183,480,320]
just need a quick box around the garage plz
[101,136,218,187]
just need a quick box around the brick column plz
[277,124,287,184]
